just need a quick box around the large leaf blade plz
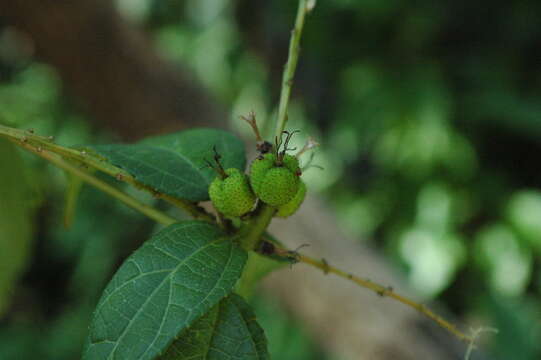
[83,221,247,360]
[90,128,246,201]
[161,294,269,360]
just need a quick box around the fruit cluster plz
[208,131,307,218]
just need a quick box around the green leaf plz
[83,221,247,360]
[90,128,246,201]
[160,294,269,360]
[0,139,34,318]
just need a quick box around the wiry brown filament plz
[241,111,263,142]
[275,130,300,164]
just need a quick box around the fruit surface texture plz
[250,153,300,206]
[209,168,255,216]
[277,180,306,217]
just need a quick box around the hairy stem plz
[10,138,178,226]
[239,204,277,251]
[0,124,213,222]
[274,0,311,139]
[272,245,474,344]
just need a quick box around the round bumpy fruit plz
[249,153,276,194]
[282,154,301,174]
[209,168,256,217]
[250,153,301,206]
[276,180,306,218]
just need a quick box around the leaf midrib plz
[141,242,236,359]
[201,296,223,359]
[238,301,264,360]
[204,296,263,360]
[104,236,228,360]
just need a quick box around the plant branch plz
[63,174,84,228]
[239,204,277,251]
[9,138,178,226]
[464,327,498,360]
[274,0,312,139]
[0,124,213,222]
[271,245,474,344]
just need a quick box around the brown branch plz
[273,248,473,344]
[262,196,476,360]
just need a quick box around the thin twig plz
[241,111,263,142]
[274,0,312,139]
[464,327,498,360]
[10,138,178,226]
[0,124,214,222]
[271,244,474,344]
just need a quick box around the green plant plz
[209,164,256,217]
[276,180,307,218]
[250,152,301,207]
[0,1,483,359]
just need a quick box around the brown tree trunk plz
[2,0,222,140]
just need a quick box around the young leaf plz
[160,294,269,360]
[90,128,246,201]
[0,139,34,318]
[83,221,247,360]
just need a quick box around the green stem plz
[274,0,310,139]
[11,138,177,226]
[63,173,84,228]
[239,204,276,251]
[271,244,475,344]
[0,124,213,222]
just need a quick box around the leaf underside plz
[160,294,269,360]
[83,221,247,360]
[90,128,246,201]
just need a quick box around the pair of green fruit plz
[209,153,306,218]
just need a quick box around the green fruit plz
[250,153,301,206]
[249,153,276,195]
[282,154,301,175]
[277,180,306,218]
[209,168,255,216]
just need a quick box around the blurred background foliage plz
[1,0,541,359]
